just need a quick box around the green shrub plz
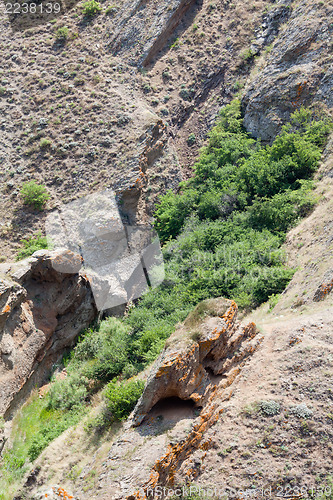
[55,26,69,41]
[16,232,48,260]
[20,181,50,210]
[104,379,145,421]
[72,317,130,383]
[82,0,101,16]
[268,293,280,311]
[47,373,88,411]
[40,138,52,149]
[187,133,196,146]
[170,37,180,49]
[241,47,255,61]
[259,400,280,416]
[155,102,330,242]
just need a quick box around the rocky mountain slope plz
[4,0,329,258]
[15,260,333,499]
[0,0,332,498]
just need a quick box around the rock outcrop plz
[0,250,96,418]
[242,0,333,140]
[122,301,261,499]
[132,298,258,426]
[108,0,200,67]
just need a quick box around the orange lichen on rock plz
[314,279,333,301]
[291,81,307,108]
[141,402,220,492]
[222,300,238,325]
[2,303,11,313]
[128,299,261,498]
[52,487,74,499]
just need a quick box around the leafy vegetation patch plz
[20,181,50,210]
[16,231,49,260]
[104,379,145,421]
[0,393,84,499]
[82,0,101,16]
[3,103,331,482]
[55,26,69,42]
[154,101,331,307]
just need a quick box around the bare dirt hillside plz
[0,0,307,260]
[0,0,332,498]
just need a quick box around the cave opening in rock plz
[145,396,198,425]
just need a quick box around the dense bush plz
[20,181,50,210]
[103,379,145,421]
[16,232,48,260]
[155,101,331,241]
[151,101,331,310]
[82,0,101,16]
[69,317,131,383]
[47,373,89,411]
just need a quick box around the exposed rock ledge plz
[0,250,96,418]
[119,300,262,498]
[242,0,333,140]
[132,298,258,426]
[15,298,262,499]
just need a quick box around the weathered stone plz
[313,270,333,301]
[108,0,199,67]
[242,0,333,140]
[0,250,96,417]
[132,298,259,426]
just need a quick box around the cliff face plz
[0,0,282,259]
[242,0,333,140]
[132,299,258,426]
[0,250,96,418]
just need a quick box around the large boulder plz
[0,250,96,417]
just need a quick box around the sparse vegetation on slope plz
[0,393,85,499]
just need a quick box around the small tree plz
[20,181,50,210]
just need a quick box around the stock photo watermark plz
[142,483,333,498]
[2,0,80,31]
[46,189,165,312]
